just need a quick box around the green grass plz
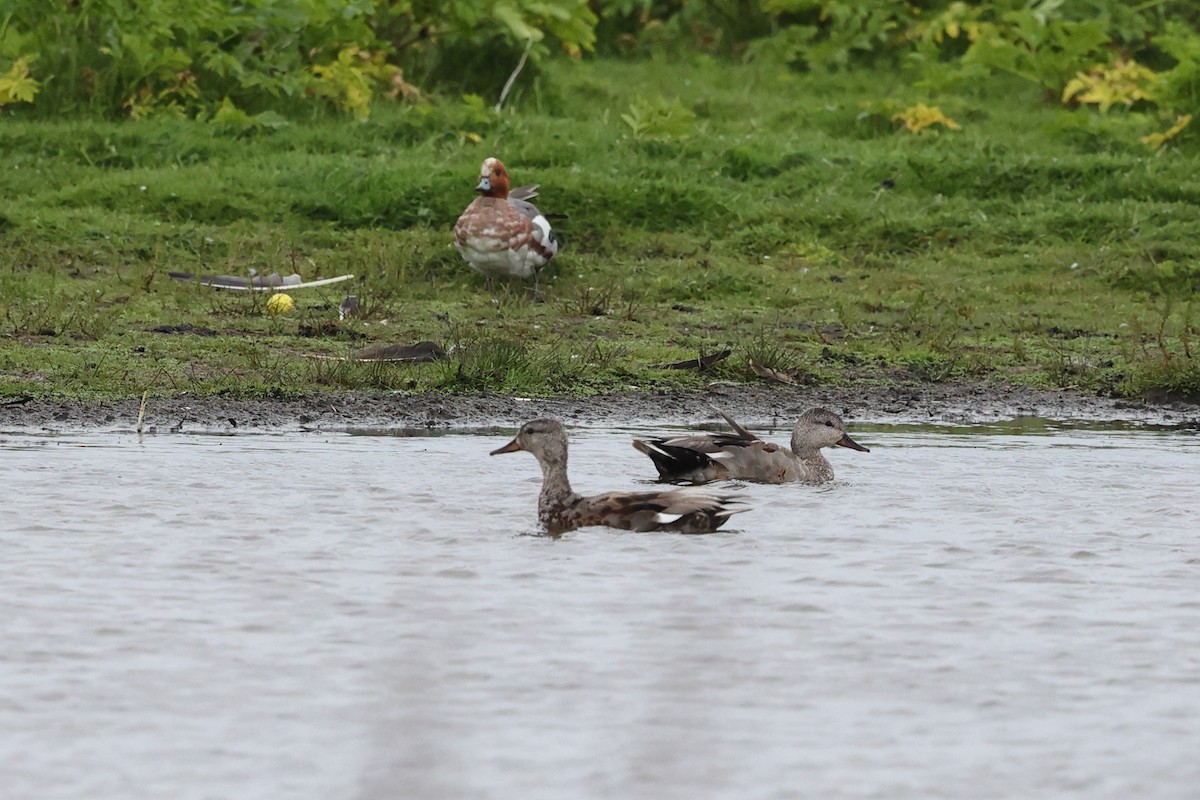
[1,55,1198,402]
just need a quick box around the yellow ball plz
[266,293,294,314]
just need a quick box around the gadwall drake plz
[491,418,748,535]
[454,157,559,293]
[633,407,869,484]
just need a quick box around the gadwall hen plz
[491,418,748,535]
[633,407,869,484]
[454,157,559,293]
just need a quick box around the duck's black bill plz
[836,434,870,453]
[490,438,523,455]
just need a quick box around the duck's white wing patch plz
[637,440,672,457]
[531,214,552,244]
[653,512,684,524]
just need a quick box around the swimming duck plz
[490,418,748,534]
[454,157,559,293]
[633,407,869,484]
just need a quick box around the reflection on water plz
[2,424,1198,800]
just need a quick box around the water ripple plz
[1,427,1198,800]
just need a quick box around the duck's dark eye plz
[824,421,834,427]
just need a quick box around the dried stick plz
[136,390,148,434]
[495,38,534,112]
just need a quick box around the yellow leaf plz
[1062,59,1157,112]
[1141,114,1192,150]
[892,103,961,135]
[0,57,39,107]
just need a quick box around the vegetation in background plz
[0,0,597,119]
[0,1,1197,124]
[0,1,1198,402]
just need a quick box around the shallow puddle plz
[2,421,1198,799]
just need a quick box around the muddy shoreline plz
[2,382,1197,434]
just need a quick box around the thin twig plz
[495,38,534,112]
[136,390,148,434]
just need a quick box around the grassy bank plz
[1,55,1198,402]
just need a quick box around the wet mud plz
[2,382,1197,434]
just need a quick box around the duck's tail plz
[632,438,723,482]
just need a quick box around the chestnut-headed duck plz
[491,418,748,535]
[454,157,559,293]
[633,407,870,485]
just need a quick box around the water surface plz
[2,422,1198,799]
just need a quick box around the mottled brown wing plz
[575,487,747,533]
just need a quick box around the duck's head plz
[475,157,511,199]
[490,418,568,462]
[792,407,869,454]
